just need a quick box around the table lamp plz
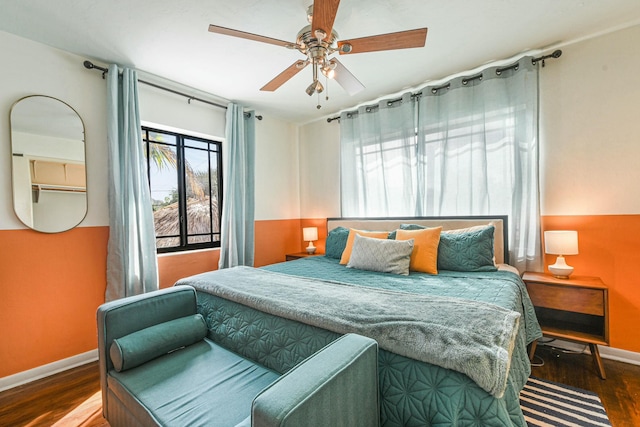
[303,227,318,254]
[544,230,579,278]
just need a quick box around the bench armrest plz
[97,285,199,420]
[251,333,379,427]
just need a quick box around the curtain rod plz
[83,61,262,120]
[326,50,562,123]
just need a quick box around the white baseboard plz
[537,339,640,366]
[0,349,98,393]
[600,346,640,365]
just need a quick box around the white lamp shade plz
[544,230,579,255]
[303,227,318,242]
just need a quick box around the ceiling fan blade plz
[332,59,365,96]
[338,28,427,54]
[261,60,309,91]
[312,0,340,40]
[208,24,293,48]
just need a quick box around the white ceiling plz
[1,0,639,124]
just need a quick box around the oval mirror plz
[10,95,87,233]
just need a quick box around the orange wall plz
[0,219,324,378]
[0,227,109,378]
[158,249,220,289]
[254,218,327,266]
[2,215,638,379]
[157,218,328,287]
[541,214,640,353]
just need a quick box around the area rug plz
[520,377,611,426]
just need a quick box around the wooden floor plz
[0,362,107,427]
[0,345,639,427]
[530,344,640,427]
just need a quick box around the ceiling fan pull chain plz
[326,75,330,101]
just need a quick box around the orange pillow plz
[339,229,390,265]
[395,227,442,274]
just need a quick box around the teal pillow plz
[399,223,427,231]
[390,223,427,240]
[110,314,207,372]
[399,223,497,272]
[325,227,350,259]
[438,226,497,272]
[347,234,414,275]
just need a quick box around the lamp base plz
[306,242,316,254]
[548,255,574,279]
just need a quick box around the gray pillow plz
[110,314,208,372]
[347,234,414,275]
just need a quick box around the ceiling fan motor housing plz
[296,25,338,67]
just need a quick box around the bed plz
[177,216,542,426]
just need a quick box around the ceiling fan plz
[208,0,427,100]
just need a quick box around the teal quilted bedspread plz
[192,257,541,426]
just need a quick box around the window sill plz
[157,247,220,258]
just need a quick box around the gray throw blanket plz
[179,266,521,398]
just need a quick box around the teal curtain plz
[105,64,158,301]
[340,58,541,271]
[218,103,256,268]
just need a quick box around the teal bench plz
[97,285,379,427]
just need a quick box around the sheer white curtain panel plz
[340,58,541,271]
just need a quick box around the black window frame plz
[142,126,223,253]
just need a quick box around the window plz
[142,126,222,253]
[340,60,540,272]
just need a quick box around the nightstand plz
[523,271,609,379]
[285,252,320,261]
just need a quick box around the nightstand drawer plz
[526,282,604,316]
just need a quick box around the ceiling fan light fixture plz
[306,79,324,96]
[321,59,337,79]
[322,67,336,79]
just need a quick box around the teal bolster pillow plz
[325,226,350,259]
[110,314,207,372]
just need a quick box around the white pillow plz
[347,234,414,275]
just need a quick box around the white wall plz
[299,119,341,218]
[254,116,301,220]
[0,30,300,232]
[0,30,108,230]
[539,24,640,216]
[138,83,226,140]
[298,24,640,218]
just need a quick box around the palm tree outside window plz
[142,126,222,252]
